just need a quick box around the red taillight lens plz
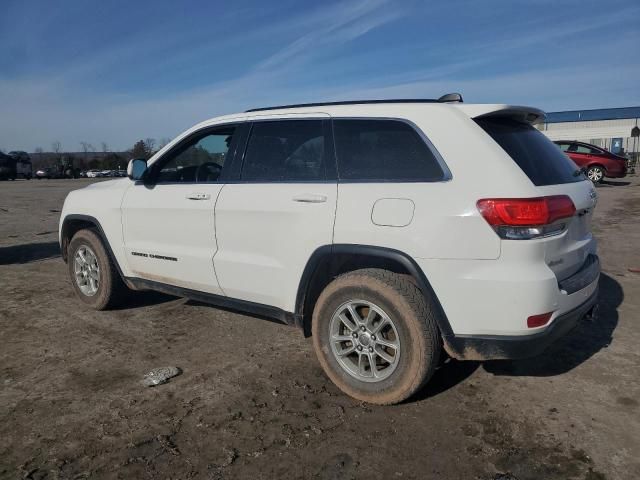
[477,196,575,226]
[527,312,553,328]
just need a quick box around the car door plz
[213,115,337,312]
[121,122,246,294]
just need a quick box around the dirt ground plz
[1,177,639,480]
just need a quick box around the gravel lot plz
[1,177,639,480]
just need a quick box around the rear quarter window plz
[476,118,584,186]
[333,119,445,182]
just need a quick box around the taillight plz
[477,195,576,240]
[527,312,553,328]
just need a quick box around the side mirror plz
[127,158,147,180]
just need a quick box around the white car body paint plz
[60,101,598,340]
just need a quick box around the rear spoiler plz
[453,104,546,125]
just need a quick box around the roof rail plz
[245,93,463,112]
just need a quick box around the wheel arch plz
[295,244,454,339]
[586,162,607,173]
[60,214,128,283]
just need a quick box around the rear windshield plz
[476,117,584,186]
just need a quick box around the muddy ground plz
[1,177,639,480]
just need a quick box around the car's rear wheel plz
[587,165,605,183]
[68,229,128,310]
[312,269,441,405]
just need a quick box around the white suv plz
[59,94,600,404]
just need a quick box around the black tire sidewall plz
[67,230,113,309]
[313,275,434,402]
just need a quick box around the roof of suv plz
[172,95,546,151]
[227,93,543,124]
[238,101,545,124]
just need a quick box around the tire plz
[586,165,605,183]
[312,268,441,405]
[67,229,128,310]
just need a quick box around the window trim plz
[330,117,452,183]
[142,122,245,186]
[234,118,335,184]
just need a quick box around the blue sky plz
[1,0,639,152]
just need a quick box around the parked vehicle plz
[554,140,627,183]
[59,95,600,404]
[8,151,32,179]
[35,167,55,179]
[86,169,101,178]
[0,152,17,180]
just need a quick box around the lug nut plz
[368,346,373,353]
[360,326,366,331]
[352,332,358,338]
[357,345,363,351]
[371,334,376,341]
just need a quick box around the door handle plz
[186,193,211,200]
[292,194,327,203]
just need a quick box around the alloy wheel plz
[73,245,100,296]
[587,166,604,183]
[329,300,401,382]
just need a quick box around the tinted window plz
[556,142,571,152]
[476,118,583,186]
[333,119,444,181]
[155,126,236,183]
[574,145,598,154]
[241,120,325,182]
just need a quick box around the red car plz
[554,140,627,183]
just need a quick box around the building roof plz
[545,106,640,123]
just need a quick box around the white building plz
[538,107,640,161]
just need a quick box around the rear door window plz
[333,119,445,182]
[476,118,584,186]
[241,120,326,182]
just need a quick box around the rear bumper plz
[605,164,627,178]
[443,286,599,360]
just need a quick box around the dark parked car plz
[0,152,18,180]
[8,151,33,179]
[554,140,627,183]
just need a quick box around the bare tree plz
[101,142,109,153]
[35,147,43,155]
[80,141,97,158]
[144,138,156,156]
[158,137,172,149]
[52,141,62,154]
[80,142,90,161]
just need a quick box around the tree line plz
[22,138,171,171]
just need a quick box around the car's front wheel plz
[586,165,605,183]
[312,269,441,405]
[68,229,128,310]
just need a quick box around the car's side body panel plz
[121,182,226,294]
[214,182,338,311]
[59,179,133,277]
